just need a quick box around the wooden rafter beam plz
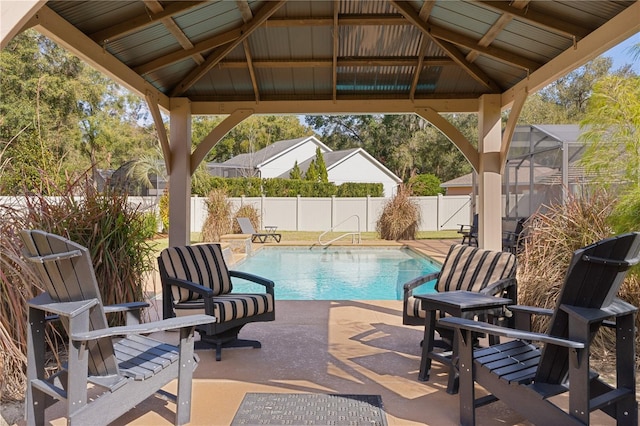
[170,0,285,96]
[144,0,204,66]
[89,1,204,43]
[134,28,241,75]
[390,0,501,92]
[32,6,169,110]
[477,1,590,40]
[466,1,529,63]
[236,0,260,102]
[216,57,454,69]
[428,23,541,71]
[411,1,436,100]
[266,14,408,27]
[332,0,339,102]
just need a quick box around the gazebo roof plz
[15,0,638,115]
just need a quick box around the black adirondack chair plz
[441,232,640,425]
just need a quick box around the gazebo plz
[2,0,638,249]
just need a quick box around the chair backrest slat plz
[237,217,256,234]
[536,232,640,384]
[437,244,516,293]
[159,244,232,302]
[21,230,119,377]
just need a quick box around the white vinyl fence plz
[1,195,474,233]
[188,195,472,233]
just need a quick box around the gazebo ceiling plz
[23,0,639,114]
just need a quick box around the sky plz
[600,33,639,73]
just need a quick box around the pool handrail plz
[318,215,361,246]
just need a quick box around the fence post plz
[437,193,443,230]
[366,195,371,232]
[296,195,301,231]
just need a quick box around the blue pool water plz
[232,247,440,300]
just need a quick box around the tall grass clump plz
[201,188,232,242]
[376,184,421,240]
[517,190,640,365]
[232,204,261,233]
[0,170,156,401]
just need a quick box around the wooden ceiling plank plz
[170,0,286,97]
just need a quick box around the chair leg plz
[197,327,262,361]
[176,327,197,425]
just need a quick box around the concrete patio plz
[15,239,627,425]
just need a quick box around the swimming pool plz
[232,247,440,300]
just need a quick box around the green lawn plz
[150,230,460,254]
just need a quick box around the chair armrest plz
[457,224,471,234]
[104,302,151,325]
[403,272,439,296]
[162,276,214,297]
[71,314,215,342]
[104,302,150,314]
[479,277,516,297]
[439,317,584,349]
[28,293,99,317]
[230,270,275,291]
[509,305,553,317]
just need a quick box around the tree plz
[305,159,319,182]
[579,74,640,188]
[408,173,444,196]
[193,115,315,163]
[289,161,302,179]
[0,31,84,193]
[314,147,329,182]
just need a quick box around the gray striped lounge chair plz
[158,243,275,361]
[403,244,517,345]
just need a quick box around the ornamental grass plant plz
[376,184,421,240]
[201,188,233,242]
[517,190,640,366]
[232,204,261,233]
[0,170,156,402]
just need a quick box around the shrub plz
[376,184,421,240]
[232,204,261,233]
[201,188,232,242]
[408,173,444,196]
[158,189,169,232]
[517,190,640,366]
[336,182,383,197]
[0,171,155,401]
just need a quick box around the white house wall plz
[329,153,399,197]
[259,140,326,178]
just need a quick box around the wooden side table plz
[415,290,513,394]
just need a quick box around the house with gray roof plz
[208,136,401,196]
